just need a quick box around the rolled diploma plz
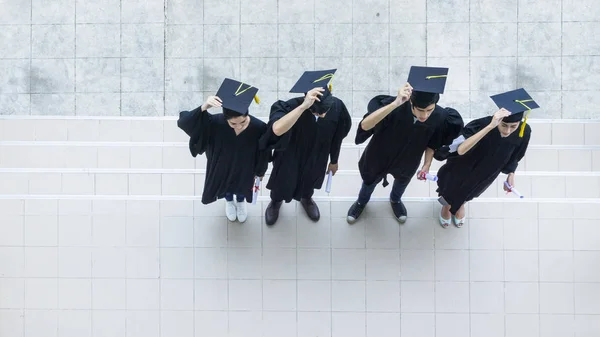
[424,173,438,182]
[504,181,524,198]
[252,177,261,204]
[419,171,438,182]
[325,171,333,193]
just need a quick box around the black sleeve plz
[501,125,531,174]
[177,105,213,157]
[254,122,271,177]
[427,107,465,150]
[355,95,396,145]
[462,116,491,139]
[434,116,489,161]
[258,100,294,152]
[329,100,352,164]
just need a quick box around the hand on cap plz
[203,95,222,111]
[301,87,324,110]
[395,83,413,106]
[489,108,511,128]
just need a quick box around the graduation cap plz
[407,66,449,94]
[215,78,260,115]
[289,69,337,94]
[490,88,540,137]
[290,69,337,115]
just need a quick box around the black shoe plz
[390,200,407,223]
[347,201,366,224]
[300,198,320,222]
[265,200,282,226]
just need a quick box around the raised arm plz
[360,83,412,131]
[272,87,324,136]
[201,96,222,112]
[457,108,511,155]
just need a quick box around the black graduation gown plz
[259,97,352,202]
[177,106,270,204]
[436,116,531,214]
[356,95,464,187]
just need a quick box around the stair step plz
[1,143,599,172]
[1,196,598,220]
[1,170,599,199]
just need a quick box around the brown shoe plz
[265,200,282,226]
[300,198,320,222]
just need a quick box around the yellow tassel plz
[313,73,335,83]
[254,95,260,104]
[519,110,530,138]
[514,99,534,138]
[328,83,332,92]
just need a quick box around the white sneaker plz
[225,200,237,221]
[236,200,248,223]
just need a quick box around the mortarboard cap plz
[489,88,540,137]
[407,66,449,94]
[289,69,337,94]
[489,88,539,116]
[215,78,260,115]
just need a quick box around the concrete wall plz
[0,0,599,118]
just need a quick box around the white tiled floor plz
[1,199,599,337]
[1,117,599,336]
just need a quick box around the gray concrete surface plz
[0,0,598,118]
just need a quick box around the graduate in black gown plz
[436,88,538,228]
[177,78,269,223]
[260,69,352,226]
[347,66,464,224]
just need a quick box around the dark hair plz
[223,107,248,120]
[410,91,439,109]
[501,112,523,123]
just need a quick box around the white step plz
[1,170,599,199]
[1,117,600,146]
[0,197,598,221]
[1,142,599,172]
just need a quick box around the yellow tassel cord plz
[235,82,260,105]
[515,99,534,138]
[234,82,253,96]
[313,73,335,83]
[425,75,448,80]
[313,73,335,92]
